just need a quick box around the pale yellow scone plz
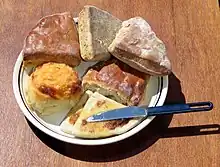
[60,92,141,138]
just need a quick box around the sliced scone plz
[60,92,141,138]
[23,12,81,67]
[78,5,122,61]
[82,59,149,106]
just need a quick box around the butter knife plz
[87,101,213,122]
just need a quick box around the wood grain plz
[0,0,220,167]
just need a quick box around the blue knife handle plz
[146,101,213,116]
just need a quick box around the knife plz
[87,101,213,122]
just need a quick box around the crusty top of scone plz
[30,62,82,99]
[82,59,149,105]
[23,12,81,67]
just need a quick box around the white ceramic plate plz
[13,16,168,145]
[13,50,168,145]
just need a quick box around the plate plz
[12,16,168,145]
[13,50,168,145]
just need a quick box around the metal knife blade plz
[87,106,147,122]
[86,101,213,122]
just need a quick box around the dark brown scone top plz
[23,12,81,67]
[86,58,147,79]
[83,59,149,106]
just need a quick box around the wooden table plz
[0,0,220,166]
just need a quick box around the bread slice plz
[78,5,122,61]
[82,59,149,106]
[108,17,172,76]
[23,12,81,67]
[60,92,141,138]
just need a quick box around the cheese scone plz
[26,62,83,115]
[60,92,141,138]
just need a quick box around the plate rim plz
[13,51,168,145]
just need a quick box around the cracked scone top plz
[26,62,83,115]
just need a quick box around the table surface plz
[0,0,220,167]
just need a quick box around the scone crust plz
[29,62,82,100]
[82,59,148,105]
[23,12,81,67]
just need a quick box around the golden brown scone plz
[82,59,150,106]
[23,12,81,67]
[26,62,83,115]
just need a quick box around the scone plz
[60,92,141,138]
[26,62,82,115]
[23,12,81,67]
[108,17,172,75]
[82,59,149,106]
[78,5,122,61]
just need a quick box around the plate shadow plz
[27,114,173,162]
